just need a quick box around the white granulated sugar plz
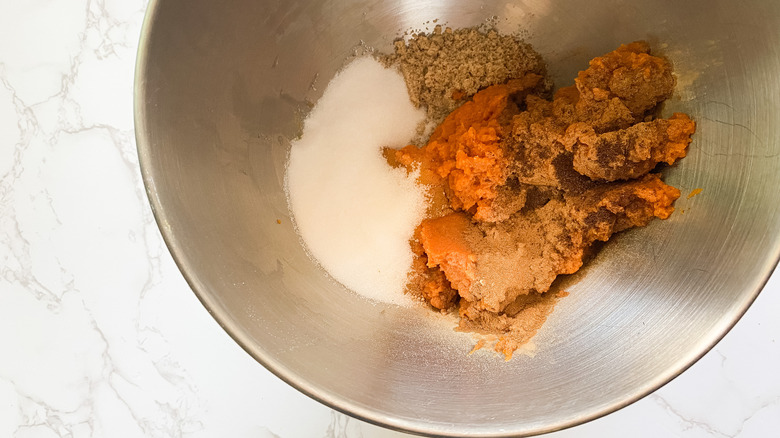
[286,57,427,306]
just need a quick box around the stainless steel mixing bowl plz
[134,0,780,435]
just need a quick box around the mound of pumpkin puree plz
[387,41,696,359]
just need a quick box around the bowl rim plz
[132,0,779,435]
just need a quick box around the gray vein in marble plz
[325,411,366,438]
[0,0,206,436]
[652,394,732,438]
[7,377,88,438]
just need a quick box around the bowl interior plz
[135,0,780,436]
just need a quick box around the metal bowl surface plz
[134,0,780,436]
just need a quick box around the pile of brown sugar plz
[384,25,546,125]
[386,34,696,359]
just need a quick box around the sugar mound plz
[286,57,426,306]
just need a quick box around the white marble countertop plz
[1,1,779,437]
